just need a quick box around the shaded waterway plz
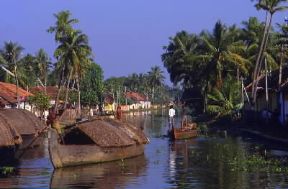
[1,111,288,188]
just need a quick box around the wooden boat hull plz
[48,129,145,168]
[170,128,197,140]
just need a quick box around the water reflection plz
[1,113,288,188]
[50,155,147,189]
[166,137,288,189]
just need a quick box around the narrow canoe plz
[170,127,197,140]
[48,129,145,168]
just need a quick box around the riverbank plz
[200,116,288,149]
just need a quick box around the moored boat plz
[48,118,149,168]
[169,123,198,140]
[0,109,46,163]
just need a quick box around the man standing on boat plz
[168,104,175,129]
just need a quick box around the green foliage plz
[104,66,170,105]
[207,77,242,118]
[80,63,104,106]
[0,166,15,177]
[28,92,51,111]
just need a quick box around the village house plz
[103,93,115,114]
[245,67,288,126]
[124,91,151,111]
[30,86,59,105]
[0,82,32,110]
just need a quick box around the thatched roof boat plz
[49,118,149,168]
[0,117,21,148]
[0,109,45,136]
[0,109,46,163]
[0,109,46,148]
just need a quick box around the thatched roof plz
[102,118,149,144]
[0,114,22,147]
[0,109,45,135]
[77,119,136,147]
[59,109,79,124]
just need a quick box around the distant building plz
[103,93,115,113]
[124,91,151,110]
[0,82,32,110]
[30,86,59,105]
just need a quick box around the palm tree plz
[161,31,201,88]
[20,53,37,88]
[47,10,78,42]
[48,10,81,113]
[240,17,264,81]
[275,23,288,88]
[251,0,288,106]
[54,30,92,113]
[147,66,165,103]
[200,21,250,88]
[0,41,24,108]
[34,49,51,92]
[207,77,243,119]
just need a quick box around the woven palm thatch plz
[102,118,149,144]
[77,120,136,147]
[59,109,78,124]
[0,109,45,135]
[0,114,22,147]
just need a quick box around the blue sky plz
[0,0,288,84]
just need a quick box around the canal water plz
[1,111,288,188]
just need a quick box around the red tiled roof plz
[125,91,148,102]
[0,82,32,104]
[30,86,58,99]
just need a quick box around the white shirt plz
[169,108,175,117]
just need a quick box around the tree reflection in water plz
[166,137,288,189]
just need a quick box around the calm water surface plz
[1,111,288,189]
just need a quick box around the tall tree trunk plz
[278,44,284,88]
[64,69,73,109]
[13,63,20,109]
[54,68,66,114]
[252,12,270,99]
[152,86,155,104]
[252,12,273,106]
[44,70,47,95]
[76,76,81,116]
[237,67,240,83]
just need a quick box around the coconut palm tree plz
[207,77,243,119]
[54,30,92,113]
[147,66,165,103]
[251,0,288,105]
[0,41,24,108]
[275,23,288,88]
[200,21,250,88]
[48,10,83,113]
[47,10,78,42]
[34,49,52,92]
[162,31,205,90]
[20,53,37,88]
[0,41,24,83]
